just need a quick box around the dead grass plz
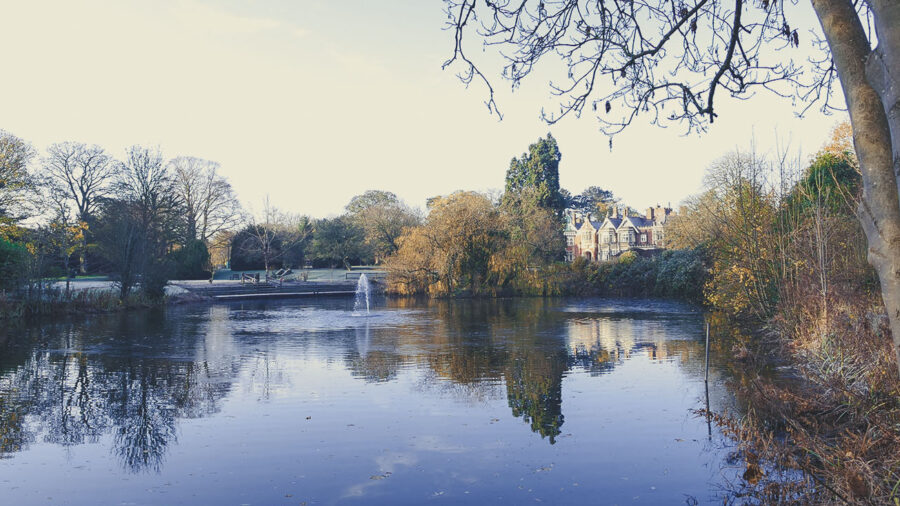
[708,293,900,505]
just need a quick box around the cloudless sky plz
[1,0,844,218]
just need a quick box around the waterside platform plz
[172,281,361,301]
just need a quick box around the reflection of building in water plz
[566,318,678,372]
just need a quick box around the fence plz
[344,271,387,281]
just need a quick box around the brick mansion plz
[564,205,673,262]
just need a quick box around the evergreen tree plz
[503,134,563,212]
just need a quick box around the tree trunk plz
[812,0,900,373]
[79,235,88,275]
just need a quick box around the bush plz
[140,257,173,299]
[617,250,638,265]
[543,247,709,302]
[170,240,211,280]
[0,237,27,291]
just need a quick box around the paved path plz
[51,273,378,299]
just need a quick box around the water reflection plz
[0,308,239,472]
[0,297,735,504]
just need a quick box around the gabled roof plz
[598,217,622,229]
[618,216,655,230]
[576,218,605,232]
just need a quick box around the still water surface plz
[0,297,739,505]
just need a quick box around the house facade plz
[565,205,672,262]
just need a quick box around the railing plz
[345,271,387,280]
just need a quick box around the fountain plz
[353,273,371,315]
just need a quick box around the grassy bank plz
[0,288,171,319]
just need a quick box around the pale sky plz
[1,0,844,218]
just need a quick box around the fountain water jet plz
[353,273,371,315]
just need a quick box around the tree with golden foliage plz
[386,191,506,295]
[821,121,856,168]
[666,151,780,318]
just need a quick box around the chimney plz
[611,206,618,219]
[646,207,654,220]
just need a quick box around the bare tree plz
[115,146,180,235]
[444,0,900,375]
[240,197,312,281]
[42,142,114,273]
[109,146,182,297]
[169,156,243,244]
[444,0,821,133]
[45,200,85,294]
[247,201,278,282]
[95,199,144,299]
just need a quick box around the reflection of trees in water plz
[347,350,402,383]
[110,361,178,473]
[0,306,240,472]
[43,353,110,447]
[0,394,30,455]
[346,321,403,383]
[244,350,291,401]
[341,298,569,440]
[504,346,566,443]
[421,298,568,443]
[0,299,718,467]
[380,298,712,444]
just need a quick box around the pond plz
[0,297,741,505]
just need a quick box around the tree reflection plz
[346,321,403,383]
[110,362,178,473]
[0,298,720,470]
[425,298,567,443]
[504,346,566,443]
[43,352,109,447]
[0,306,240,472]
[0,394,30,456]
[388,298,712,444]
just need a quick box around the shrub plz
[170,240,211,280]
[0,237,27,291]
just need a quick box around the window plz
[567,237,574,246]
[640,233,647,243]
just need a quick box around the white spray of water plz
[354,273,371,315]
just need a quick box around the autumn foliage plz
[385,191,562,296]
